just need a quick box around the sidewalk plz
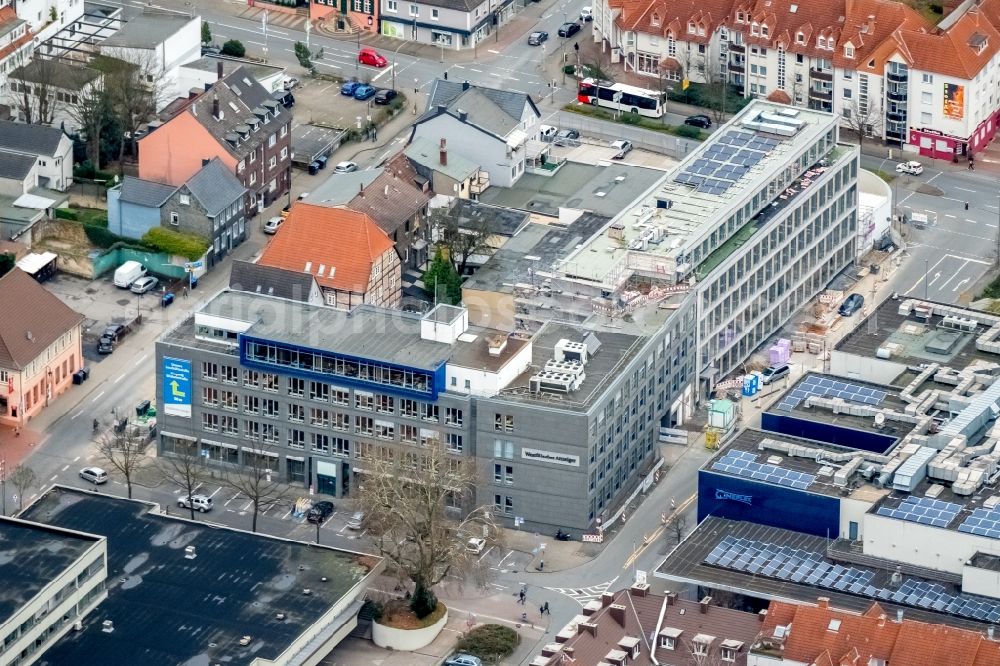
[239,0,550,63]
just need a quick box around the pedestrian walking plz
[14,427,19,437]
[966,201,970,211]
[182,286,188,298]
[543,602,550,615]
[521,612,528,623]
[539,605,545,617]
[538,559,544,571]
[518,589,526,605]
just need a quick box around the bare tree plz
[8,58,62,125]
[96,421,149,499]
[840,99,884,148]
[432,210,494,275]
[701,60,730,124]
[98,51,167,174]
[67,77,109,168]
[9,464,38,514]
[668,513,688,545]
[358,442,500,619]
[680,634,724,666]
[220,442,290,533]
[159,441,211,521]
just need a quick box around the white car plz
[79,467,108,485]
[610,139,633,159]
[580,6,593,21]
[896,160,923,175]
[466,537,486,554]
[334,161,358,173]
[263,216,283,234]
[282,76,299,90]
[178,494,214,512]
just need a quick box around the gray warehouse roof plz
[23,487,379,666]
[0,518,101,626]
[101,12,193,48]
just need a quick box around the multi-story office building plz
[156,100,857,532]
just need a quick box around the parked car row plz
[341,80,398,104]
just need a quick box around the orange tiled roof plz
[616,0,734,42]
[762,599,1000,666]
[0,7,31,63]
[893,6,1000,79]
[834,0,931,71]
[258,204,394,294]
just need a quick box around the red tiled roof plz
[616,0,734,41]
[766,89,791,103]
[0,269,84,370]
[761,599,1000,666]
[834,0,930,71]
[893,6,1000,79]
[0,7,32,63]
[258,204,394,294]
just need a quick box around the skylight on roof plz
[790,4,797,12]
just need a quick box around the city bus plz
[577,78,666,118]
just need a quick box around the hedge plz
[453,624,520,664]
[563,104,707,141]
[85,225,126,249]
[55,208,79,221]
[141,227,210,261]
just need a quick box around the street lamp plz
[391,38,407,91]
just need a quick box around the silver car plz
[129,276,159,294]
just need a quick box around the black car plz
[373,88,397,105]
[528,31,548,46]
[306,501,335,524]
[838,293,865,317]
[557,22,580,37]
[684,114,712,129]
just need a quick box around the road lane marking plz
[91,391,105,402]
[966,219,978,224]
[944,214,956,219]
[955,186,977,193]
[134,354,148,367]
[73,457,80,462]
[114,373,126,384]
[61,465,70,471]
[71,410,84,419]
[50,475,58,482]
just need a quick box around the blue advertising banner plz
[163,357,192,418]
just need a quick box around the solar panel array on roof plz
[704,535,1000,623]
[674,130,779,195]
[711,449,815,490]
[875,496,961,528]
[777,375,887,411]
[959,506,1000,538]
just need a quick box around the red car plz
[358,47,388,67]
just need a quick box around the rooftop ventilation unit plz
[545,359,586,377]
[555,339,588,364]
[529,371,583,394]
[941,315,978,332]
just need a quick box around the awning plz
[526,139,549,160]
[411,238,428,250]
[13,193,56,209]
[506,128,528,149]
[15,252,57,274]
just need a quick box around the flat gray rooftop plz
[291,124,344,163]
[478,162,665,218]
[836,299,999,379]
[25,488,378,666]
[200,291,453,370]
[657,516,994,631]
[430,199,530,238]
[0,518,100,625]
[494,320,644,411]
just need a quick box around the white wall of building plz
[446,340,533,397]
[864,512,1000,575]
[413,113,525,188]
[15,0,84,42]
[962,561,1000,599]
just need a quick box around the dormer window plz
[845,44,854,58]
[698,25,705,36]
[688,21,696,34]
[751,21,759,36]
[818,36,826,48]
[761,23,769,37]
[970,33,989,54]
[651,12,660,27]
[796,31,804,44]
[736,11,745,23]
[659,627,683,650]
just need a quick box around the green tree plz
[201,21,212,45]
[221,39,245,58]
[293,41,312,70]
[423,248,462,305]
[0,253,14,278]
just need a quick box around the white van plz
[114,261,147,288]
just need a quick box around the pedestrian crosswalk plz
[545,580,616,605]
[239,7,308,30]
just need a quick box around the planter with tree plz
[358,443,499,650]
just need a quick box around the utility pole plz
[1,459,6,517]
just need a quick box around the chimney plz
[629,583,648,597]
[581,622,597,637]
[202,158,210,167]
[217,60,224,81]
[212,95,220,119]
[758,609,768,623]
[817,597,830,609]
[359,183,365,197]
[896,609,904,623]
[609,604,626,627]
[439,138,448,166]
[462,80,470,90]
[989,626,995,640]
[667,593,676,606]
[384,184,389,198]
[601,592,615,608]
[436,104,448,114]
[700,596,712,614]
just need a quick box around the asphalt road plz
[862,154,999,303]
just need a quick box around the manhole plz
[116,299,131,306]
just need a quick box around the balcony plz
[729,42,745,53]
[809,68,833,81]
[729,61,745,73]
[886,110,906,122]
[469,170,490,195]
[887,70,908,83]
[808,87,832,101]
[887,89,907,102]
